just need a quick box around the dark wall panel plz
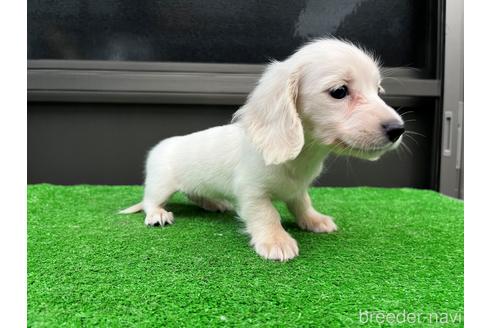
[28,103,235,185]
[28,102,434,188]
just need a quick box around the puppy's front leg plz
[287,192,337,233]
[239,196,299,261]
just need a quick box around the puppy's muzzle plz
[382,121,405,143]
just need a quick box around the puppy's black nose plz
[382,121,405,142]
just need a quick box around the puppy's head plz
[234,38,404,165]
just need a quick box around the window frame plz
[27,60,440,106]
[438,0,464,198]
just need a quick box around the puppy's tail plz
[119,202,143,214]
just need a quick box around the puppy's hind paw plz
[144,209,174,227]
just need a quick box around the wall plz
[28,101,437,188]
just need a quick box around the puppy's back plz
[146,123,244,198]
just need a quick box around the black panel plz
[28,0,435,70]
[28,102,435,188]
[28,103,236,185]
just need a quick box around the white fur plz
[120,39,404,261]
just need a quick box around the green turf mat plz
[27,184,463,327]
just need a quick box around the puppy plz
[120,39,404,261]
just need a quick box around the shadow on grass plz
[166,202,236,224]
[120,200,340,242]
[165,201,330,237]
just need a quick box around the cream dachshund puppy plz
[120,39,404,261]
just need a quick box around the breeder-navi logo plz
[358,310,463,325]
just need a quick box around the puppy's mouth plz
[328,138,397,160]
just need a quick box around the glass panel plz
[28,0,436,70]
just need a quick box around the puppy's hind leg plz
[186,194,234,213]
[142,177,177,227]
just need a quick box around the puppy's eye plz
[329,85,349,99]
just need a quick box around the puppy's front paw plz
[298,213,337,233]
[252,230,299,261]
[144,208,174,227]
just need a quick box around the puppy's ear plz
[233,61,304,165]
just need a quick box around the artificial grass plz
[28,184,463,327]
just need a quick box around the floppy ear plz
[233,61,304,165]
